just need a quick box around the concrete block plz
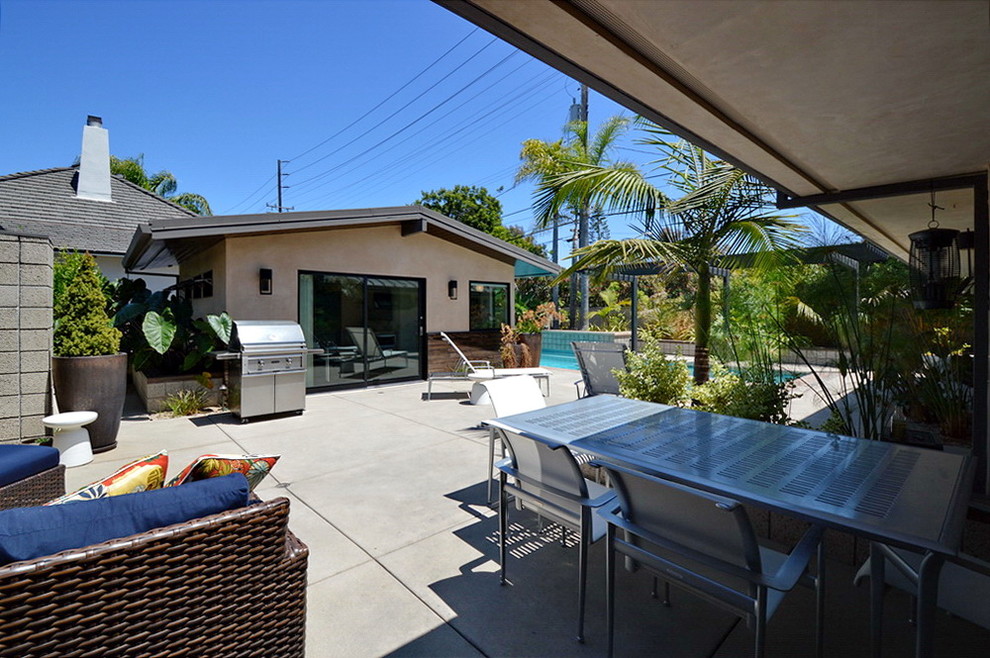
[19,329,50,351]
[0,395,17,419]
[0,312,14,330]
[20,240,53,266]
[20,350,50,374]
[20,393,46,416]
[0,417,18,442]
[0,240,16,264]
[20,371,48,394]
[0,352,15,375]
[19,307,51,330]
[0,376,16,396]
[0,263,16,282]
[21,415,46,441]
[19,264,51,286]
[0,332,15,351]
[19,285,51,308]
[0,286,15,306]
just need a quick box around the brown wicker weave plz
[0,464,65,510]
[0,496,308,657]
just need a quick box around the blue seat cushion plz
[0,473,250,565]
[0,444,60,487]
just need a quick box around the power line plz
[286,28,480,167]
[289,37,503,182]
[222,174,276,214]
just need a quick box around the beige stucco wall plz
[182,225,514,331]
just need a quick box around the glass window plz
[469,282,509,330]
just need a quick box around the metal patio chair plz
[346,326,408,370]
[495,425,616,643]
[480,375,547,503]
[572,341,627,397]
[599,461,825,658]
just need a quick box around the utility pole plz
[551,214,560,328]
[267,160,294,213]
[577,83,590,330]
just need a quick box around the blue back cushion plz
[0,445,60,487]
[0,473,250,565]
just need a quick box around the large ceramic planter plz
[519,333,543,366]
[52,353,127,453]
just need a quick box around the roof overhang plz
[123,206,560,278]
[436,0,990,259]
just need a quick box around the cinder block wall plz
[0,233,52,442]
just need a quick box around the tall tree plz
[535,123,803,383]
[110,155,212,215]
[415,185,545,256]
[518,116,633,328]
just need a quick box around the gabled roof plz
[0,166,196,255]
[123,206,561,277]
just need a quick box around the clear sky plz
[0,0,844,253]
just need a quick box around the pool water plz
[540,348,804,383]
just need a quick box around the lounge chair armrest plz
[467,360,492,368]
[764,523,825,591]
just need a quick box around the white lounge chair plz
[426,331,551,400]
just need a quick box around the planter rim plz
[52,352,127,360]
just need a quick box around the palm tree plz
[534,124,804,383]
[517,116,635,328]
[110,155,212,215]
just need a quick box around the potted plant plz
[513,301,561,365]
[51,253,126,453]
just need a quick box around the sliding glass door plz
[299,272,423,389]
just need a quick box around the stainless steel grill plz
[221,320,318,422]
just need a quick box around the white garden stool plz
[467,370,496,405]
[44,411,98,467]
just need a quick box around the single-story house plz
[122,206,560,389]
[0,116,194,287]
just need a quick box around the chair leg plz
[870,543,885,658]
[755,586,768,658]
[816,541,825,658]
[499,473,508,586]
[576,519,589,643]
[649,577,671,606]
[606,523,616,658]
[487,427,496,504]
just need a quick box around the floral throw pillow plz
[167,454,279,491]
[46,451,169,505]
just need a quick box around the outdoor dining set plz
[476,341,982,658]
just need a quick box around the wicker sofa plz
[0,463,65,511]
[0,496,308,657]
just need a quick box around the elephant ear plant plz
[111,277,232,377]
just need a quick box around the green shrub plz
[615,339,691,406]
[694,362,792,424]
[164,389,208,416]
[53,253,121,357]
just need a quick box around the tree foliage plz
[53,252,121,357]
[110,155,212,215]
[415,185,545,256]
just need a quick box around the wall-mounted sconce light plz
[448,280,458,300]
[259,268,273,295]
[908,189,959,310]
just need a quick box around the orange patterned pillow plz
[46,451,169,505]
[167,454,279,491]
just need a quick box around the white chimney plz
[76,115,112,202]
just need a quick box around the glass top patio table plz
[486,394,974,556]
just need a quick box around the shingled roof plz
[0,166,196,255]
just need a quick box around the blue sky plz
[0,0,844,253]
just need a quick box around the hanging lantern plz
[908,190,959,310]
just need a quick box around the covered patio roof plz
[437,0,989,259]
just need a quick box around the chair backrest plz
[439,331,479,373]
[603,462,762,574]
[572,341,626,396]
[481,376,546,418]
[346,327,383,359]
[499,429,589,518]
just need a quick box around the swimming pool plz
[540,348,804,383]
